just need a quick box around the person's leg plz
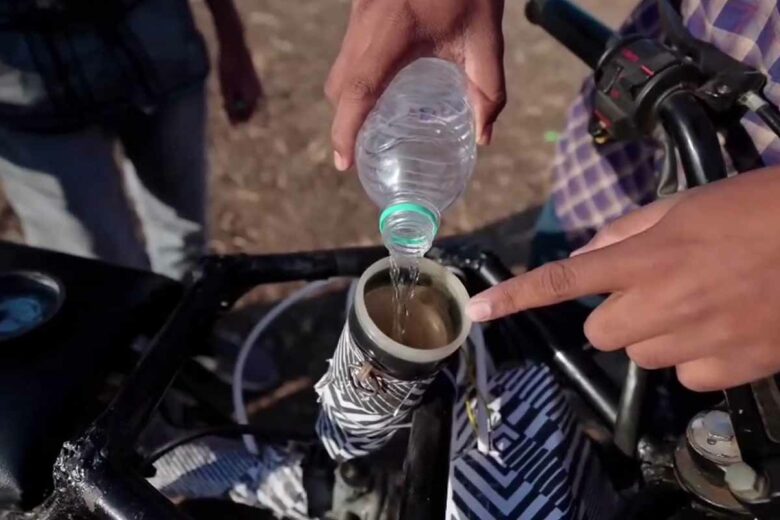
[120,84,208,280]
[0,124,148,269]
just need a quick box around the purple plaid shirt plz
[551,0,780,246]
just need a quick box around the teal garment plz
[528,200,576,269]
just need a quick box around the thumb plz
[571,195,680,257]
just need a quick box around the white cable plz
[469,324,491,454]
[232,280,334,454]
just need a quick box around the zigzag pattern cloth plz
[315,326,619,519]
[445,363,619,519]
[149,439,309,519]
[315,323,435,461]
[229,445,310,520]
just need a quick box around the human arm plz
[204,0,263,125]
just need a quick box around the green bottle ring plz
[379,203,439,247]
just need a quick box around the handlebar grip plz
[525,0,614,70]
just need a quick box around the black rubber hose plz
[756,103,780,139]
[656,132,679,198]
[657,91,728,186]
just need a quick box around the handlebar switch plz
[589,37,701,143]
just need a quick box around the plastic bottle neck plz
[379,202,439,257]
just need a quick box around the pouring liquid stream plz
[388,253,421,345]
[357,59,476,347]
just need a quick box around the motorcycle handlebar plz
[525,0,727,187]
[525,0,613,70]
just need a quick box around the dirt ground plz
[197,0,636,264]
[0,0,638,280]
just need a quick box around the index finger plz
[466,241,638,322]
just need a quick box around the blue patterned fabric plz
[315,323,619,519]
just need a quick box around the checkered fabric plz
[551,0,780,247]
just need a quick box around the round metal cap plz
[686,410,742,466]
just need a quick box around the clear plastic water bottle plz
[356,58,477,257]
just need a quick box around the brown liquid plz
[364,284,455,349]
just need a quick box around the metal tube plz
[553,348,619,426]
[400,375,453,520]
[614,361,648,457]
[239,246,387,287]
[97,265,229,454]
[656,132,680,197]
[43,442,188,519]
[474,253,620,426]
[86,469,187,520]
[625,92,726,457]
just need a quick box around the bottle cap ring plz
[378,203,439,246]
